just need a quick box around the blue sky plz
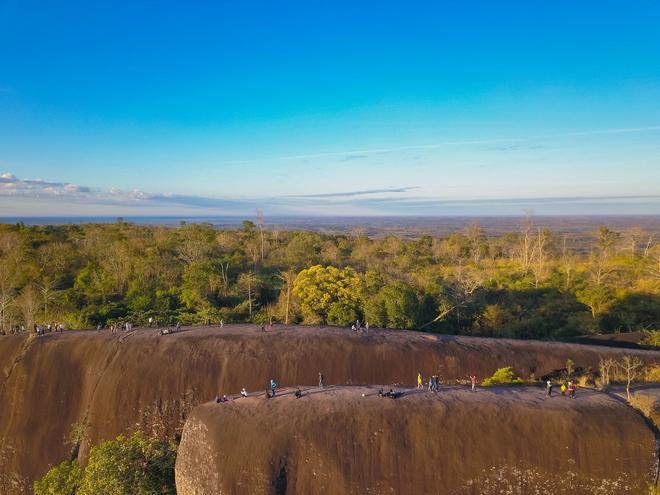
[1,0,659,216]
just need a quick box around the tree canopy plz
[1,219,658,340]
[34,432,176,495]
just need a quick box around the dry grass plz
[629,393,657,421]
[645,365,660,383]
[578,375,591,387]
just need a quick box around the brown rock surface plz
[0,325,658,493]
[176,385,657,495]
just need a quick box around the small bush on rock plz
[481,366,524,386]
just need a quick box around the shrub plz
[34,460,83,495]
[34,432,176,495]
[641,330,660,348]
[481,366,524,386]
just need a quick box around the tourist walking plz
[319,372,325,388]
[417,372,423,389]
[270,379,277,396]
[470,375,477,392]
[546,380,553,397]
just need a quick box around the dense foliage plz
[34,432,176,495]
[33,460,82,495]
[481,367,524,386]
[1,219,658,340]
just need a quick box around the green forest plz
[0,219,658,340]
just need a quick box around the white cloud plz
[0,173,17,182]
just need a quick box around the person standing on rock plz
[270,379,277,396]
[546,380,553,397]
[417,372,423,389]
[568,382,577,399]
[319,372,325,388]
[220,319,224,328]
[470,375,477,392]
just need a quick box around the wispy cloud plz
[220,125,660,165]
[222,138,521,165]
[565,125,660,137]
[2,171,659,216]
[342,154,368,161]
[288,187,418,198]
[484,144,545,152]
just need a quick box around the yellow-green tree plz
[293,265,363,325]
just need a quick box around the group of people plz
[377,388,401,399]
[109,322,133,333]
[427,374,441,392]
[213,370,584,407]
[546,380,578,398]
[545,380,577,399]
[34,323,65,335]
[216,371,328,403]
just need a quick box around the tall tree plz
[35,277,60,321]
[278,270,297,325]
[238,272,260,319]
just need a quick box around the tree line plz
[0,218,658,340]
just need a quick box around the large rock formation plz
[0,325,658,493]
[176,386,657,495]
